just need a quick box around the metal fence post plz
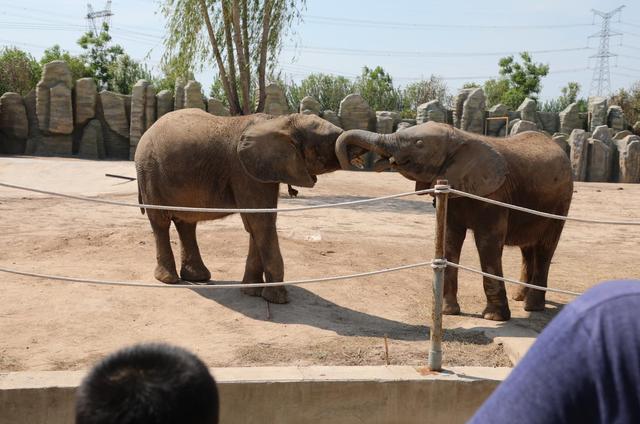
[428,179,449,371]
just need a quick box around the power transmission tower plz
[588,5,625,97]
[86,1,113,35]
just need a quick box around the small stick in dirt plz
[384,334,390,365]
[265,301,271,320]
[105,173,137,181]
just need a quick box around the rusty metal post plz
[428,179,449,371]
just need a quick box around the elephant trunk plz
[335,130,397,170]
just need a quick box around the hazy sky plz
[1,0,638,102]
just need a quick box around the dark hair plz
[75,343,219,424]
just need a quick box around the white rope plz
[445,260,582,296]
[448,188,640,226]
[0,261,433,289]
[0,182,434,213]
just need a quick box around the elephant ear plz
[440,138,507,197]
[237,118,316,188]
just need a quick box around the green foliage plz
[285,73,354,111]
[78,23,125,90]
[354,66,401,111]
[541,82,587,113]
[40,45,91,82]
[400,75,452,113]
[109,54,154,94]
[483,52,549,109]
[0,47,41,95]
[610,81,640,126]
[462,82,480,89]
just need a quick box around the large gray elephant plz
[336,122,573,321]
[135,109,349,304]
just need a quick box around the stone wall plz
[1,60,638,183]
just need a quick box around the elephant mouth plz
[373,156,394,172]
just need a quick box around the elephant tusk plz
[389,156,396,165]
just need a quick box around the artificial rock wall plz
[1,60,638,183]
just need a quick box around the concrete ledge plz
[1,366,510,424]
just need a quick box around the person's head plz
[76,343,219,424]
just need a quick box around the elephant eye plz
[415,140,424,147]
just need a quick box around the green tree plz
[400,75,452,114]
[610,82,640,126]
[78,23,125,90]
[40,45,91,82]
[0,47,41,95]
[483,52,549,109]
[109,54,154,94]
[541,82,587,112]
[354,66,400,111]
[285,73,354,112]
[162,0,307,115]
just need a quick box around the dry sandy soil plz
[1,156,638,372]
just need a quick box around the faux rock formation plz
[588,97,607,132]
[322,110,341,128]
[517,98,537,124]
[487,104,509,136]
[607,105,625,132]
[616,135,640,183]
[129,80,156,159]
[184,81,205,110]
[587,138,613,182]
[78,119,105,159]
[156,90,174,119]
[207,98,229,116]
[591,125,611,143]
[396,121,415,132]
[36,60,73,135]
[174,79,185,110]
[559,103,582,135]
[510,120,538,135]
[98,91,130,159]
[459,88,485,134]
[552,133,570,156]
[453,88,471,129]
[376,111,400,128]
[569,129,590,181]
[0,92,29,154]
[416,100,446,124]
[300,96,321,116]
[263,83,289,116]
[376,114,394,134]
[338,94,372,131]
[613,130,632,140]
[538,111,559,134]
[74,78,97,127]
[634,121,640,135]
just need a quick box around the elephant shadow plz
[191,284,429,341]
[280,194,434,214]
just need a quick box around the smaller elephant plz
[336,122,573,321]
[135,109,352,303]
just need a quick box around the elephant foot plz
[180,262,211,282]
[443,302,461,315]
[155,264,179,284]
[482,303,511,321]
[262,286,289,304]
[524,292,546,312]
[512,287,528,301]
[241,285,264,297]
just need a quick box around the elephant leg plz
[513,246,535,301]
[241,213,287,304]
[524,243,556,311]
[474,227,510,321]
[148,214,179,284]
[174,220,210,282]
[443,223,466,315]
[240,222,265,297]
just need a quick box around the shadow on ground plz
[281,194,434,214]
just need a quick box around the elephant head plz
[335,122,507,197]
[238,114,357,188]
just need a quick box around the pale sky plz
[1,0,639,102]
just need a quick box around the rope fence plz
[1,179,637,371]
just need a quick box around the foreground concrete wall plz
[0,366,508,424]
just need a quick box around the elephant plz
[135,108,351,304]
[335,122,573,321]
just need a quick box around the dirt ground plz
[1,156,638,372]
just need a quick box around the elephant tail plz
[138,188,145,215]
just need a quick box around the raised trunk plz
[335,130,396,170]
